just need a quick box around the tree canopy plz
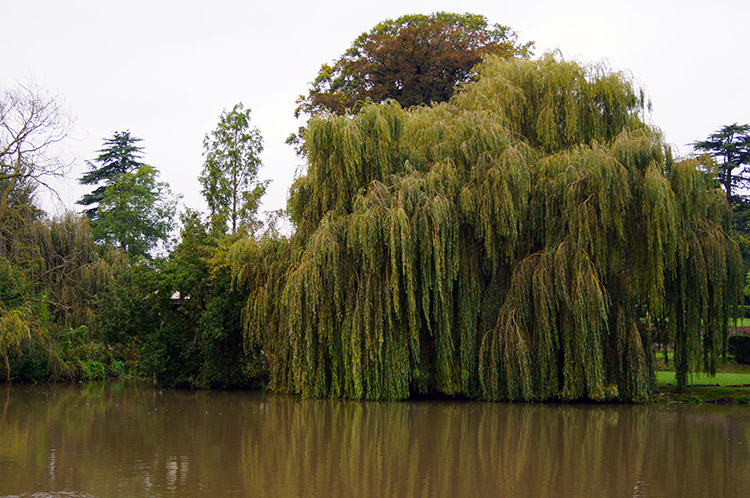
[693,123,750,234]
[77,132,176,258]
[93,164,177,258]
[78,131,146,220]
[0,201,128,381]
[295,12,533,118]
[200,103,267,235]
[232,54,742,402]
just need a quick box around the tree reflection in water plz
[0,384,748,497]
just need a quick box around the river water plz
[0,383,748,497]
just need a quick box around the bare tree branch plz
[0,83,74,219]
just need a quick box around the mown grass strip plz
[655,370,750,386]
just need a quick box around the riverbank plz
[653,383,750,404]
[9,352,750,404]
[654,355,750,404]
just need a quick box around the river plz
[0,383,748,497]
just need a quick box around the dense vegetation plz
[233,54,742,401]
[0,97,267,388]
[0,15,744,402]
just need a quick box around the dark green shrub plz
[8,343,49,382]
[728,336,750,364]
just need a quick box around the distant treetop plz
[693,123,750,204]
[77,131,145,220]
[295,12,534,118]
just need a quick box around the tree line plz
[0,85,268,387]
[0,12,745,400]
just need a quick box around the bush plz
[8,343,50,382]
[729,336,750,364]
[79,359,107,380]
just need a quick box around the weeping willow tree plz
[232,54,742,401]
[0,204,128,381]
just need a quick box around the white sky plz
[3,0,748,219]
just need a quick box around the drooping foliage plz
[234,54,742,401]
[0,200,130,381]
[0,87,128,382]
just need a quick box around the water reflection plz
[0,383,749,497]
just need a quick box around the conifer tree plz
[77,131,145,220]
[693,123,750,235]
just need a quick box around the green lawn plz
[655,370,750,386]
[653,350,750,402]
[732,317,750,327]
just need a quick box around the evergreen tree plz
[693,123,750,234]
[77,131,145,220]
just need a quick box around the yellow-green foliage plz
[0,308,33,380]
[233,54,742,401]
[0,211,128,381]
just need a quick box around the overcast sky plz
[3,0,747,219]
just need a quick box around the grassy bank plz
[655,371,750,386]
[652,383,750,404]
[654,355,750,404]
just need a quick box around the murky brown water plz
[1,383,749,497]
